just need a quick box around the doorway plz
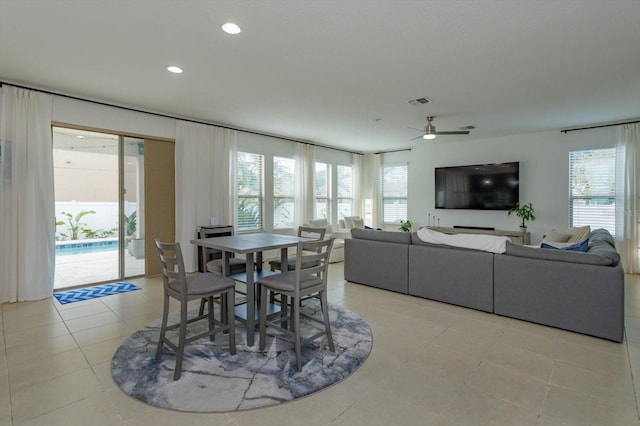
[52,127,145,289]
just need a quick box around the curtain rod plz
[374,148,412,155]
[0,81,364,156]
[561,119,640,134]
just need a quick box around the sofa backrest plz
[350,228,412,244]
[504,239,620,266]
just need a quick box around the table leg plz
[245,252,255,346]
[280,247,289,329]
[221,251,231,324]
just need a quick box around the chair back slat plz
[154,238,188,296]
[298,226,326,241]
[294,237,334,292]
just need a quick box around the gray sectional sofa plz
[344,227,624,342]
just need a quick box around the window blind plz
[381,163,408,224]
[569,148,616,236]
[315,162,331,220]
[273,156,295,229]
[237,152,264,231]
[337,164,353,219]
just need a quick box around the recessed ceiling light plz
[76,135,85,139]
[167,66,183,74]
[222,22,242,35]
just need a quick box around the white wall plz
[51,94,618,245]
[381,126,617,244]
[52,96,176,139]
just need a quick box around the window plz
[381,163,408,224]
[273,156,295,229]
[337,164,353,219]
[569,148,615,235]
[237,152,264,231]
[315,162,331,219]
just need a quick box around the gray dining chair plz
[200,226,247,275]
[268,226,327,272]
[155,238,236,380]
[198,226,250,316]
[267,225,327,305]
[257,237,335,370]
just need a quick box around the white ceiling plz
[1,0,639,153]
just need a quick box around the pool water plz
[55,240,124,256]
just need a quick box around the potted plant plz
[507,202,536,232]
[398,219,413,232]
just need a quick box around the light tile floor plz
[2,264,640,425]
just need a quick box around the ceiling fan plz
[412,116,471,140]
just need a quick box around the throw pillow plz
[545,229,570,242]
[343,216,360,228]
[309,218,329,228]
[352,218,364,228]
[566,225,591,243]
[541,239,589,252]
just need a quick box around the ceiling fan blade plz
[435,131,470,135]
[409,135,424,141]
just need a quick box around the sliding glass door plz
[53,127,144,289]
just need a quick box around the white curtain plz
[175,120,237,271]
[352,153,362,217]
[361,153,381,228]
[294,143,315,227]
[616,123,640,273]
[0,86,55,302]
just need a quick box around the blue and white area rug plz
[111,301,372,412]
[54,282,140,304]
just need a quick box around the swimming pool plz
[55,239,123,256]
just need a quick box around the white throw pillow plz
[352,218,364,228]
[343,216,360,229]
[309,218,329,228]
[566,225,591,243]
[545,229,570,243]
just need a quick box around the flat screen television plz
[435,162,519,210]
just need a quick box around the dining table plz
[191,232,314,346]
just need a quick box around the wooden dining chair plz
[257,237,335,371]
[155,238,236,380]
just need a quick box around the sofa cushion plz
[590,228,616,248]
[504,241,617,266]
[351,228,412,244]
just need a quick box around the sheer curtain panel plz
[294,143,315,227]
[361,153,381,228]
[0,86,54,302]
[175,121,237,271]
[616,123,640,273]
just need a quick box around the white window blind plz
[381,163,408,224]
[237,152,264,231]
[315,162,331,220]
[337,164,353,219]
[569,148,616,236]
[273,156,295,229]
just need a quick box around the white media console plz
[427,226,531,245]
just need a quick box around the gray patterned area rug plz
[111,301,372,412]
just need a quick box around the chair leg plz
[281,294,289,330]
[259,284,268,351]
[156,293,170,360]
[173,299,188,381]
[292,299,303,371]
[227,288,236,354]
[208,296,215,341]
[320,290,335,352]
[199,297,207,316]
